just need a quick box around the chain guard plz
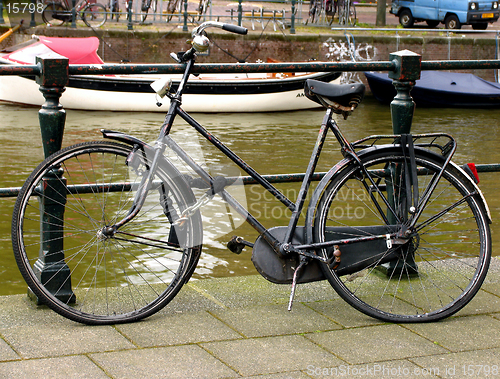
[252,226,325,284]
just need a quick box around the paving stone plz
[1,324,135,359]
[190,275,338,309]
[0,295,72,329]
[211,303,341,337]
[304,299,384,328]
[116,311,242,347]
[455,289,500,317]
[91,344,237,379]
[0,356,108,379]
[0,338,19,361]
[405,315,500,352]
[306,324,447,365]
[410,348,500,379]
[202,335,341,376]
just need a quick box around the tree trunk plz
[376,0,387,26]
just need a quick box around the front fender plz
[101,129,154,152]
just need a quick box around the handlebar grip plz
[222,24,248,35]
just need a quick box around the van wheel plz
[472,22,488,30]
[445,14,461,29]
[399,10,414,28]
[426,20,439,28]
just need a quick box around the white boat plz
[0,36,341,113]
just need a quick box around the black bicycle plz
[12,21,491,325]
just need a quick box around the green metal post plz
[237,0,243,26]
[128,0,133,30]
[71,0,77,28]
[30,0,37,27]
[0,0,4,24]
[33,55,75,304]
[389,50,421,135]
[290,0,296,34]
[183,0,188,31]
[385,50,421,276]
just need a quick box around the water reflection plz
[1,98,499,295]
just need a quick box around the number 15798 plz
[6,2,45,14]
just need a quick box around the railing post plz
[128,0,133,30]
[0,0,4,24]
[290,0,296,34]
[237,0,243,26]
[183,0,188,31]
[30,0,37,27]
[33,55,75,304]
[386,50,421,276]
[389,50,421,135]
[71,0,77,28]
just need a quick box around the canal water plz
[1,97,499,295]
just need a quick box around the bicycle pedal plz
[227,236,253,254]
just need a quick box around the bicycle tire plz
[197,0,209,20]
[42,2,66,26]
[82,3,107,28]
[311,147,491,323]
[166,0,179,21]
[140,0,150,22]
[12,141,203,325]
[348,3,356,26]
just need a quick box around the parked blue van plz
[390,0,499,29]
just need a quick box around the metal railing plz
[2,51,500,300]
[1,52,500,200]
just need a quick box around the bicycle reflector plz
[462,163,480,184]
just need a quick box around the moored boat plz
[364,70,500,108]
[0,36,341,113]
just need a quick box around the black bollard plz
[32,55,76,304]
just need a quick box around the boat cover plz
[367,71,500,94]
[2,36,104,65]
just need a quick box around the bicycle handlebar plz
[192,21,248,38]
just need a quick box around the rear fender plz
[304,145,492,247]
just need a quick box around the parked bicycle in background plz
[307,0,356,25]
[42,0,108,27]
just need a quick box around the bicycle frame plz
[105,61,394,263]
[103,23,465,265]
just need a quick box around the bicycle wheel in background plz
[140,0,156,22]
[82,3,107,27]
[312,148,491,323]
[197,0,209,20]
[12,141,202,325]
[42,2,66,26]
[166,0,179,21]
[348,2,356,25]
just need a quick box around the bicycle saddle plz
[304,79,365,119]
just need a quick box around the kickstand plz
[288,256,308,311]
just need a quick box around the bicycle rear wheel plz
[12,141,202,325]
[82,3,107,27]
[312,147,491,322]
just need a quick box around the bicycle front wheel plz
[82,3,107,27]
[42,2,66,26]
[312,148,491,322]
[12,141,202,325]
